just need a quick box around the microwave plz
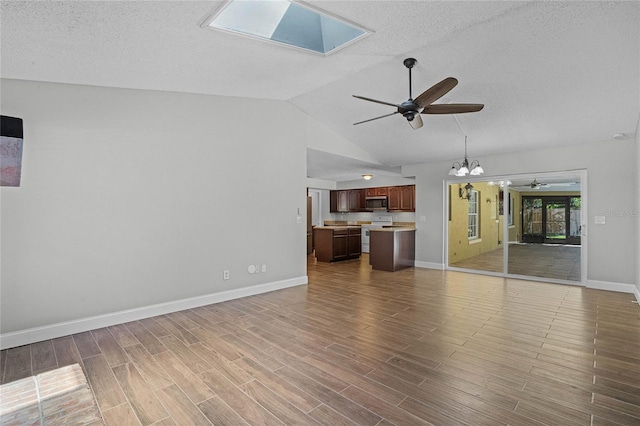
[365,196,388,210]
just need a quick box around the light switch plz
[296,215,302,224]
[594,216,606,225]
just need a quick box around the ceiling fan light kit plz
[353,58,484,129]
[448,136,484,177]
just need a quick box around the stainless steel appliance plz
[365,196,388,210]
[361,215,393,253]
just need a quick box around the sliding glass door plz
[522,196,581,244]
[447,171,585,284]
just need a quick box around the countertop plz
[314,225,362,230]
[370,227,416,232]
[323,221,415,227]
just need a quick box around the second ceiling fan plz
[353,58,484,129]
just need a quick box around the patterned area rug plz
[0,363,103,425]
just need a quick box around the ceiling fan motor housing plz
[399,100,420,121]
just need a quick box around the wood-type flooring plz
[1,254,639,425]
[450,243,581,281]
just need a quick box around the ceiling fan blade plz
[414,77,458,108]
[409,114,423,129]
[353,111,399,125]
[421,103,484,114]
[352,95,400,108]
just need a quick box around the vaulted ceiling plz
[2,1,638,182]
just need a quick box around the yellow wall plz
[448,182,502,263]
[507,191,521,242]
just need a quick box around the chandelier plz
[448,136,484,177]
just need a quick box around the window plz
[204,0,370,55]
[468,189,479,239]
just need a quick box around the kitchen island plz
[313,226,361,262]
[369,227,416,271]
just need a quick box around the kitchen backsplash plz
[328,211,416,223]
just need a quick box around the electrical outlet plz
[223,270,230,280]
[261,264,267,273]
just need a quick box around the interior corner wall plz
[0,79,308,337]
[405,138,637,286]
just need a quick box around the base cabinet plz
[369,229,416,271]
[314,227,361,262]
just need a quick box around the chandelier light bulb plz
[448,136,484,177]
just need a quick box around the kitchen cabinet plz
[387,185,415,212]
[400,185,414,211]
[313,227,361,262]
[365,187,388,197]
[330,190,349,212]
[330,189,366,212]
[369,228,416,271]
[332,228,349,260]
[331,185,414,212]
[349,189,366,212]
[387,186,400,210]
[348,227,362,257]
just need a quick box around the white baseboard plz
[414,261,445,270]
[0,276,308,350]
[586,279,639,297]
[634,286,640,304]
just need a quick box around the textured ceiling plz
[2,1,638,182]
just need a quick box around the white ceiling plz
[2,1,638,182]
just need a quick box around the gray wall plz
[636,118,640,293]
[405,138,637,286]
[1,79,308,335]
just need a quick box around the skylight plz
[203,0,370,55]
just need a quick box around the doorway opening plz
[307,189,322,256]
[522,196,581,245]
[446,171,585,284]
